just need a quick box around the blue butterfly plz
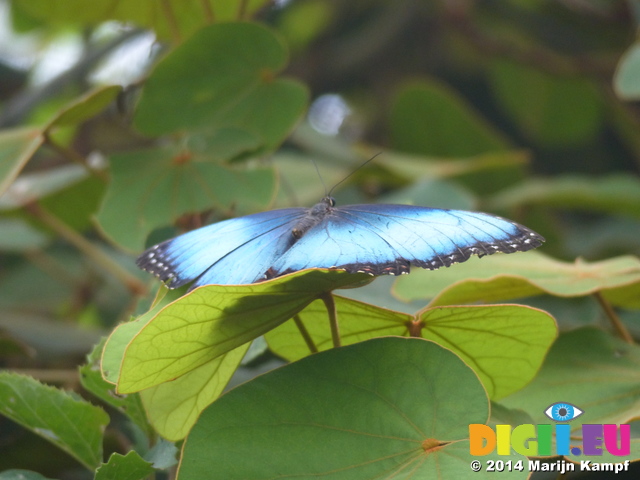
[136,197,544,288]
[137,197,544,290]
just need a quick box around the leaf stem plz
[24,249,82,288]
[594,292,634,344]
[25,202,147,296]
[320,292,341,348]
[237,0,249,20]
[43,133,109,182]
[292,314,318,354]
[200,0,215,23]
[160,0,182,43]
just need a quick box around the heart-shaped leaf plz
[266,296,556,400]
[95,146,276,251]
[114,269,373,393]
[134,22,308,149]
[179,337,527,479]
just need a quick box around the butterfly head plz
[291,196,337,239]
[324,196,336,207]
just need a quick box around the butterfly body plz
[291,196,335,238]
[137,197,544,290]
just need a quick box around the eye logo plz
[544,402,583,422]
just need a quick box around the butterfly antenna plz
[328,152,382,197]
[310,157,328,196]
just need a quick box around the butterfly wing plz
[267,204,544,277]
[136,208,305,288]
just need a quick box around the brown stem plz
[200,0,215,23]
[237,0,249,20]
[161,0,182,43]
[320,292,341,348]
[24,249,81,288]
[292,314,319,354]
[594,292,634,344]
[43,133,109,182]
[25,202,147,296]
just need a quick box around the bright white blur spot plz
[308,94,351,136]
[0,0,41,70]
[89,29,158,86]
[30,34,83,86]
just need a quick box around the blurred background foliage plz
[1,0,640,477]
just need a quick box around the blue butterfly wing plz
[136,208,305,288]
[267,204,543,277]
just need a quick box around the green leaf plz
[0,218,49,251]
[134,22,308,150]
[0,471,55,480]
[419,305,556,400]
[95,147,276,251]
[278,0,333,51]
[488,174,640,220]
[0,372,108,470]
[13,0,271,40]
[614,42,640,100]
[185,127,262,161]
[139,342,250,440]
[394,252,640,309]
[95,451,154,480]
[0,128,43,197]
[389,79,508,158]
[80,340,152,437]
[44,85,121,131]
[502,327,640,430]
[266,296,556,400]
[388,80,524,194]
[102,287,181,385]
[0,164,88,211]
[179,337,527,479]
[489,59,601,146]
[115,269,373,393]
[101,317,150,386]
[39,175,106,231]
